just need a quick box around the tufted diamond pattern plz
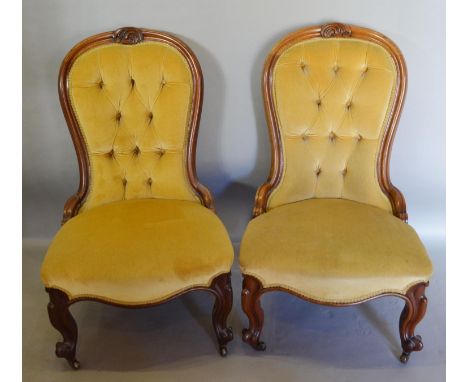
[268,38,397,212]
[68,42,198,212]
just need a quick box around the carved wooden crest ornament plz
[113,27,144,44]
[320,22,352,38]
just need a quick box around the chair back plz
[60,27,212,222]
[256,23,407,220]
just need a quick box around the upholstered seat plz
[240,198,432,304]
[42,199,233,305]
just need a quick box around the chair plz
[40,27,234,369]
[240,22,433,363]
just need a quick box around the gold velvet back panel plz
[68,42,199,212]
[267,38,397,212]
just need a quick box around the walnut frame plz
[253,22,408,221]
[242,274,428,363]
[47,27,233,369]
[59,26,213,225]
[242,23,427,363]
[47,273,233,369]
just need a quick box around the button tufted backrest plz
[254,23,408,220]
[60,28,213,223]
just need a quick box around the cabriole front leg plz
[46,288,80,370]
[399,282,429,363]
[210,273,234,356]
[241,275,266,351]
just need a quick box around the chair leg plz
[46,288,80,370]
[399,282,429,363]
[241,274,266,351]
[210,273,234,356]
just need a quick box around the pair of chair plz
[40,23,433,369]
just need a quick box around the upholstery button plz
[130,78,135,88]
[122,178,127,186]
[107,149,114,158]
[301,133,309,141]
[148,112,153,121]
[342,168,348,176]
[147,177,153,186]
[157,148,166,157]
[299,62,308,73]
[161,78,166,88]
[316,168,322,176]
[362,66,369,74]
[316,99,322,107]
[346,101,352,110]
[357,134,363,142]
[333,65,339,73]
[116,112,122,122]
[98,80,104,89]
[329,131,336,142]
[133,146,140,156]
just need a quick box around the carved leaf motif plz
[113,27,144,45]
[320,23,352,38]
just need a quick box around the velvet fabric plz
[268,38,396,212]
[68,42,199,212]
[41,199,233,305]
[240,199,432,303]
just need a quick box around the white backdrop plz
[23,0,445,242]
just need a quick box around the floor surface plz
[23,236,445,382]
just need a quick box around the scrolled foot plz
[399,283,428,363]
[55,341,80,369]
[217,326,233,356]
[228,327,234,341]
[210,273,234,356]
[242,328,266,351]
[403,334,424,353]
[47,289,80,369]
[222,326,234,342]
[56,341,80,369]
[241,275,266,351]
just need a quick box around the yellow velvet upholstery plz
[41,199,233,305]
[240,199,432,303]
[68,42,199,212]
[42,38,233,306]
[268,38,396,212]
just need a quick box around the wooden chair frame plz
[47,27,233,369]
[241,22,428,363]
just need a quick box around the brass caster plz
[399,352,410,364]
[254,341,266,351]
[68,359,80,370]
[219,346,228,357]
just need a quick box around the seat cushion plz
[41,199,233,305]
[240,199,432,303]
